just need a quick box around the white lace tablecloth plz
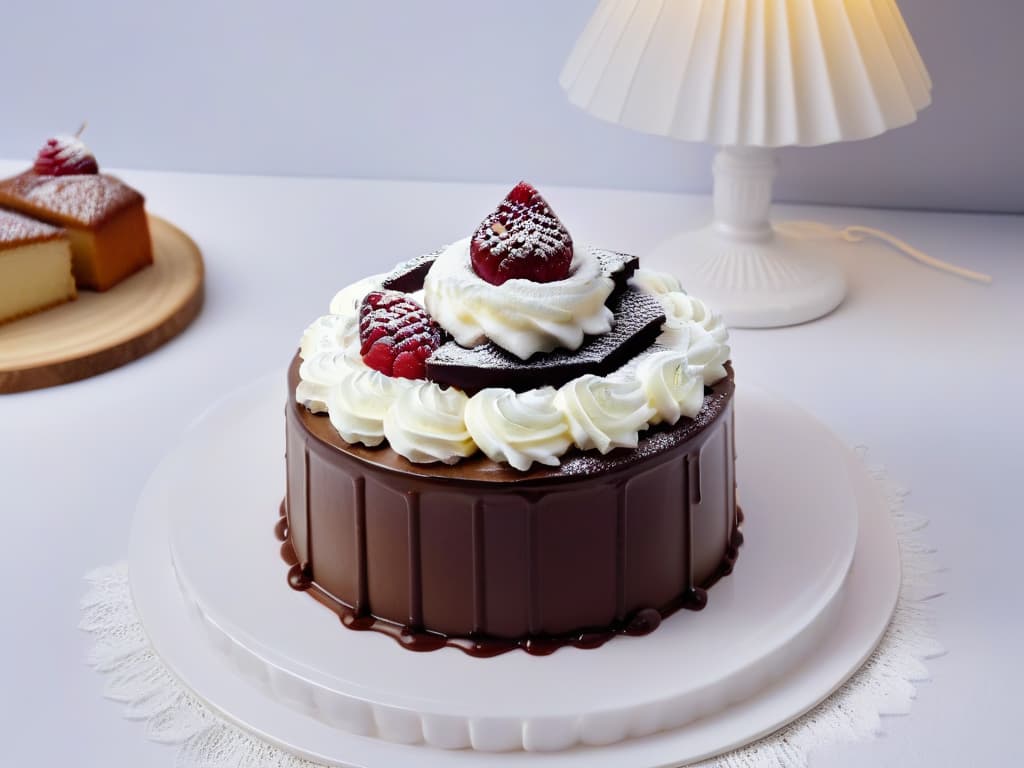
[80,452,943,768]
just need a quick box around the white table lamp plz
[560,0,933,327]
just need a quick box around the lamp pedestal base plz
[646,147,847,328]
[646,223,848,328]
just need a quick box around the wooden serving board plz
[0,215,204,393]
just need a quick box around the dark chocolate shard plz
[380,249,444,292]
[381,246,640,294]
[594,249,639,294]
[426,288,665,394]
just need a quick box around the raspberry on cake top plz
[296,182,730,471]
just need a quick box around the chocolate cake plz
[284,182,738,656]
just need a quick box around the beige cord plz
[839,226,992,284]
[782,221,993,284]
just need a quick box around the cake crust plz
[0,293,76,326]
[0,171,153,291]
[0,170,143,229]
[0,208,64,251]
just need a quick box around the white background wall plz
[0,0,1020,213]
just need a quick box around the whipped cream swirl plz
[629,268,682,296]
[326,367,406,447]
[383,383,476,464]
[300,274,382,360]
[295,350,359,414]
[300,313,360,361]
[423,238,614,360]
[635,350,705,424]
[555,376,655,454]
[328,274,385,317]
[659,293,730,384]
[464,387,572,471]
[297,263,731,471]
[630,269,731,385]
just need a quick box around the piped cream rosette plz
[423,238,615,360]
[296,266,730,470]
[629,268,731,385]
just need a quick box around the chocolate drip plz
[278,503,298,567]
[281,541,297,566]
[682,454,694,593]
[471,500,486,633]
[276,501,743,656]
[614,482,628,622]
[406,492,423,628]
[277,504,315,593]
[302,446,312,571]
[287,563,312,591]
[724,411,733,551]
[526,505,541,635]
[353,476,368,616]
[274,509,288,542]
[690,450,702,505]
[625,608,661,635]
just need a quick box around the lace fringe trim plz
[80,450,943,768]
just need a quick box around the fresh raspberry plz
[470,181,573,285]
[33,135,99,176]
[358,290,444,379]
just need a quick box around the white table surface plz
[0,159,1021,767]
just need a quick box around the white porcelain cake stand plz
[129,375,900,767]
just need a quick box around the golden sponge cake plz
[0,171,151,291]
[0,210,75,324]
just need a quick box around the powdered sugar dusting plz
[558,382,731,476]
[0,209,62,245]
[358,290,444,378]
[33,135,99,176]
[471,183,572,281]
[427,288,665,392]
[0,172,142,226]
[594,249,639,283]
[380,247,445,292]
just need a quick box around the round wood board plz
[0,215,204,393]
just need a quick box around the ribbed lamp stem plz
[646,145,846,328]
[712,147,777,243]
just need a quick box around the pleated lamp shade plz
[560,0,932,147]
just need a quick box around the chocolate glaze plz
[277,502,742,657]
[282,356,739,657]
[0,171,144,228]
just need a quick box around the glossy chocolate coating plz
[282,356,739,656]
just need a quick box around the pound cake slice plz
[0,135,152,291]
[0,210,75,324]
